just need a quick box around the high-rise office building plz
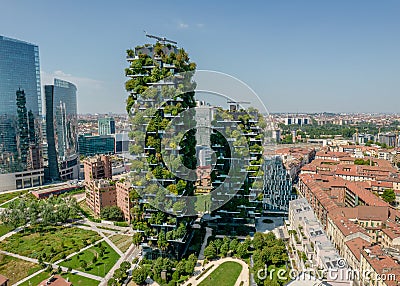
[262,156,296,213]
[0,35,43,191]
[98,117,115,135]
[114,132,129,154]
[195,101,213,146]
[78,134,115,156]
[44,79,79,181]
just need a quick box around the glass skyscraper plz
[98,117,116,135]
[44,79,79,181]
[0,36,44,190]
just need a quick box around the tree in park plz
[220,241,229,257]
[229,239,239,252]
[120,261,131,272]
[204,244,216,260]
[236,243,248,258]
[253,232,265,250]
[132,267,147,285]
[38,256,44,267]
[382,189,396,204]
[80,259,87,270]
[213,239,223,255]
[185,254,196,274]
[113,268,127,282]
[172,270,180,282]
[100,206,124,221]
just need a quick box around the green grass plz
[198,261,242,286]
[0,254,41,285]
[0,226,101,263]
[60,241,120,277]
[97,225,118,231]
[1,193,37,209]
[110,234,132,253]
[0,224,12,237]
[19,271,99,286]
[0,190,28,205]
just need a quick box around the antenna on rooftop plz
[143,31,177,45]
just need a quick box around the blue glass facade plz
[0,36,42,173]
[98,117,116,135]
[78,134,115,156]
[44,79,78,181]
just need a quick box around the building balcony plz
[126,56,139,61]
[127,73,149,78]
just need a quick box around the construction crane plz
[144,31,177,45]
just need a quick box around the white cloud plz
[41,70,103,90]
[176,21,205,30]
[178,22,189,29]
[40,70,126,114]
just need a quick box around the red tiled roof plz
[361,246,400,286]
[345,237,370,262]
[381,221,400,240]
[39,275,72,286]
[0,275,8,285]
[329,214,369,237]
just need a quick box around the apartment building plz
[85,179,117,216]
[359,246,400,286]
[116,181,132,223]
[83,155,112,182]
[288,198,351,285]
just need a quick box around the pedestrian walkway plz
[99,244,139,285]
[182,257,249,286]
[4,203,136,285]
[0,223,29,242]
[10,231,107,285]
[0,196,19,207]
[198,227,212,260]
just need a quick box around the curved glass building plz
[0,35,43,190]
[44,79,79,181]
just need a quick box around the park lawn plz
[60,241,120,277]
[0,254,41,285]
[199,261,242,286]
[110,234,132,253]
[20,271,99,286]
[0,224,12,237]
[0,226,101,263]
[1,193,37,209]
[0,190,28,205]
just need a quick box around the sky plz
[2,0,400,114]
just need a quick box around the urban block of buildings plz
[296,145,400,286]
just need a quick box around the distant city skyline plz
[2,0,400,114]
